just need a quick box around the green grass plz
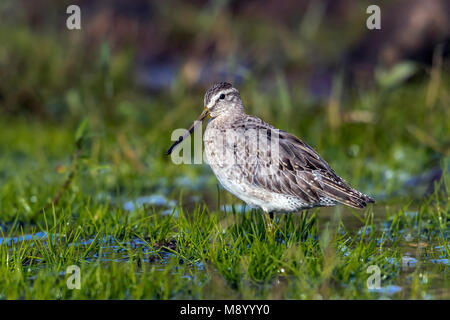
[0,115,448,299]
[0,175,448,299]
[0,5,449,299]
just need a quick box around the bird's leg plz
[264,211,276,237]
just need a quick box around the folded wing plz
[231,117,375,209]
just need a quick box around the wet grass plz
[0,173,448,299]
[0,6,449,299]
[0,114,448,299]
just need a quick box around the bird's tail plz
[320,176,375,209]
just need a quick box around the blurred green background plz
[1,0,448,212]
[0,0,449,299]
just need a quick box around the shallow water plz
[123,194,176,212]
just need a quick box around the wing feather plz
[230,116,375,209]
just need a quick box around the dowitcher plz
[167,82,375,217]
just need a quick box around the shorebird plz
[167,82,375,219]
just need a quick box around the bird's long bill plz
[166,107,209,155]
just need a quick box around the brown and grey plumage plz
[168,82,375,213]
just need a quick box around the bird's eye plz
[219,94,225,100]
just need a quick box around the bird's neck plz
[211,110,246,125]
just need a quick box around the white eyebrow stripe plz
[206,88,236,108]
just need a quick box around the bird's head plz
[167,82,244,155]
[203,82,244,118]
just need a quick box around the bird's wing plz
[231,117,375,209]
